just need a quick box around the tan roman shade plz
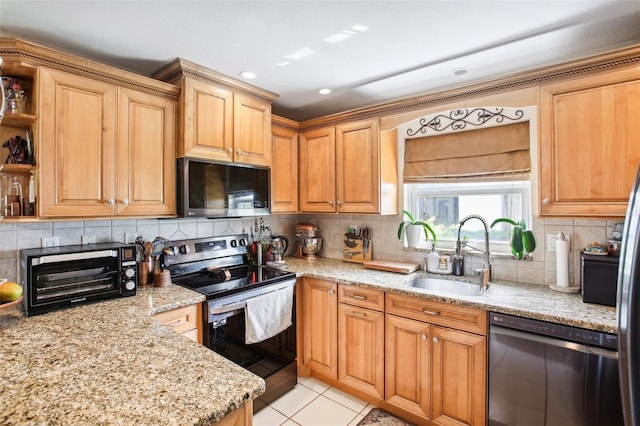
[403,121,531,182]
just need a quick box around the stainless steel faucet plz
[457,214,492,292]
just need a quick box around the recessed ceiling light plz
[452,68,469,76]
[318,88,331,95]
[239,71,256,79]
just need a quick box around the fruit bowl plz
[0,295,23,310]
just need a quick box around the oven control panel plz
[162,234,249,267]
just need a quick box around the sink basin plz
[405,277,483,296]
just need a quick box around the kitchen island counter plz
[0,285,265,425]
[285,257,617,333]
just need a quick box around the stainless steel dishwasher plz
[489,312,623,426]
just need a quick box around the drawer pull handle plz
[353,311,367,318]
[422,309,440,316]
[166,319,184,327]
[351,294,367,300]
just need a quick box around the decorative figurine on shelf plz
[2,135,28,164]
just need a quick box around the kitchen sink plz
[405,277,484,296]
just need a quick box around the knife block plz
[343,239,372,263]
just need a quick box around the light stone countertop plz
[0,285,265,426]
[284,257,617,334]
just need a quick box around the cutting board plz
[363,259,421,274]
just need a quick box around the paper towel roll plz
[556,238,570,287]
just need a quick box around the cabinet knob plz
[336,200,342,206]
[107,199,115,205]
[543,198,550,205]
[121,199,129,206]
[421,334,428,341]
[432,337,440,343]
[329,289,335,295]
[236,149,242,155]
[227,148,233,154]
[328,201,334,206]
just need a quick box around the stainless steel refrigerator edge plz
[618,163,640,425]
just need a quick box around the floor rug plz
[357,408,416,426]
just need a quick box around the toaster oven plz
[20,243,137,316]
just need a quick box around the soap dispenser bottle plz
[427,244,440,273]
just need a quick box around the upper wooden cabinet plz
[539,66,640,217]
[39,68,176,217]
[300,118,396,214]
[271,116,299,213]
[153,58,277,167]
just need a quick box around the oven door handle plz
[208,279,296,316]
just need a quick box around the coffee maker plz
[293,223,323,260]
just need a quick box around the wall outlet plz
[547,233,570,251]
[125,232,138,244]
[41,236,59,248]
[82,235,96,244]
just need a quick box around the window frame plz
[404,180,532,253]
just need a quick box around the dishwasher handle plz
[490,324,619,359]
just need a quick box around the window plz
[405,180,531,253]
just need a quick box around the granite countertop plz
[284,257,617,334]
[0,285,265,426]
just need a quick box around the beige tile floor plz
[253,376,375,426]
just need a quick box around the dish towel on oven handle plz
[245,284,293,344]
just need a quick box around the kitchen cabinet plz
[38,67,176,217]
[300,118,390,213]
[539,66,640,217]
[271,116,299,213]
[153,58,277,167]
[385,293,486,425]
[302,277,338,379]
[152,303,203,344]
[0,61,38,219]
[338,285,385,399]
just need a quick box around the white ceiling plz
[2,1,640,121]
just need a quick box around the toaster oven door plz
[26,250,122,315]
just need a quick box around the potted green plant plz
[397,209,437,248]
[490,218,536,259]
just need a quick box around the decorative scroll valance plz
[399,107,534,182]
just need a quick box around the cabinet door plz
[181,77,233,161]
[539,68,640,216]
[271,123,298,213]
[385,314,431,421]
[338,303,385,399]
[118,88,176,216]
[152,303,202,344]
[431,326,486,426]
[303,277,338,379]
[234,93,272,167]
[39,67,118,217]
[299,126,336,212]
[336,119,379,213]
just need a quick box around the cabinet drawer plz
[386,293,486,335]
[153,304,200,335]
[339,284,384,312]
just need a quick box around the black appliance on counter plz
[20,243,137,316]
[177,158,270,218]
[162,234,296,413]
[581,251,619,307]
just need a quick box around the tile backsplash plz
[2,213,623,288]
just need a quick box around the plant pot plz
[405,224,422,248]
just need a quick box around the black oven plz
[20,243,137,316]
[164,235,297,413]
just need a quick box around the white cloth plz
[245,285,293,344]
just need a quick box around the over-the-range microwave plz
[177,158,270,218]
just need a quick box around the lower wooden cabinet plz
[302,277,338,379]
[152,303,202,344]
[215,401,253,426]
[338,286,385,399]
